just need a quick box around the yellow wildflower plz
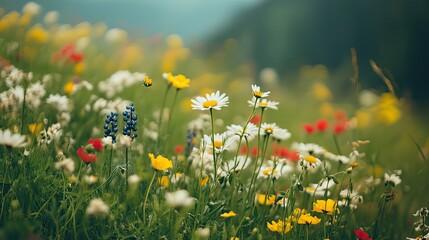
[292,208,306,217]
[169,74,190,90]
[64,81,75,94]
[74,62,85,75]
[267,220,292,235]
[319,102,335,117]
[312,82,332,101]
[149,153,173,171]
[256,193,276,205]
[298,213,321,225]
[374,93,401,125]
[200,176,209,187]
[220,211,236,218]
[28,123,43,134]
[26,26,49,44]
[19,13,32,27]
[313,199,338,215]
[158,176,169,187]
[0,12,20,32]
[355,109,371,129]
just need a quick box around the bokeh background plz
[3,0,429,106]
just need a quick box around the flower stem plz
[108,146,113,177]
[20,88,27,133]
[167,89,179,134]
[143,171,157,224]
[306,225,309,240]
[245,108,265,206]
[157,84,172,151]
[125,147,129,191]
[209,108,217,183]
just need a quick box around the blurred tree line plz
[208,0,429,105]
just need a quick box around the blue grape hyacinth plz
[122,103,138,140]
[104,112,118,143]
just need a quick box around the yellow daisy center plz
[213,140,223,149]
[258,101,268,108]
[203,100,218,108]
[304,155,317,163]
[264,127,274,134]
[144,76,152,87]
[263,168,277,176]
[253,90,263,98]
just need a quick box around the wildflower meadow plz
[1,2,429,240]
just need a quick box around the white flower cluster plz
[98,70,145,98]
[88,95,130,116]
[39,123,63,145]
[54,151,75,174]
[165,190,194,208]
[338,189,363,210]
[86,198,109,217]
[0,129,27,148]
[0,66,46,111]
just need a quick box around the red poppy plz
[88,138,103,151]
[274,147,289,158]
[315,119,329,132]
[174,145,185,155]
[250,115,260,124]
[303,123,316,134]
[70,52,84,63]
[287,151,300,162]
[240,146,248,155]
[251,146,258,158]
[354,229,372,240]
[335,110,347,121]
[77,147,97,164]
[52,44,84,64]
[333,122,347,134]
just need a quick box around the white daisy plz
[251,84,270,98]
[272,127,291,141]
[165,190,194,208]
[257,159,293,179]
[223,155,251,173]
[384,173,401,187]
[324,152,351,164]
[0,129,27,148]
[259,122,280,136]
[46,94,69,112]
[202,133,235,154]
[299,155,323,172]
[226,123,258,141]
[291,142,325,156]
[191,91,229,111]
[189,147,214,174]
[248,97,279,110]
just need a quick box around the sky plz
[1,0,264,42]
